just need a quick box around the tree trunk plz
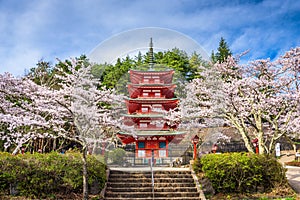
[92,141,98,155]
[43,139,49,153]
[82,145,89,200]
[41,138,44,152]
[12,145,21,155]
[258,131,265,155]
[230,117,254,153]
[53,138,57,151]
[293,144,296,155]
[237,127,254,153]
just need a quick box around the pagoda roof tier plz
[129,69,174,84]
[122,114,164,118]
[127,84,176,98]
[129,69,174,74]
[128,83,176,88]
[125,98,178,114]
[121,130,185,136]
[117,130,186,144]
[125,97,178,103]
[122,114,179,130]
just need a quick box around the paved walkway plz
[279,154,300,195]
[285,166,300,195]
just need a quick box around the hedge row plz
[0,151,106,198]
[285,160,300,167]
[194,153,288,193]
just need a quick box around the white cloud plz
[0,46,41,76]
[0,0,299,75]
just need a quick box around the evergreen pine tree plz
[212,37,232,63]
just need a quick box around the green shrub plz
[194,153,287,194]
[193,158,202,173]
[0,151,106,198]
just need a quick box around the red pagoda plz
[117,39,185,164]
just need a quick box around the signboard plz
[275,143,280,157]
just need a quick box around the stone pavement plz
[279,153,300,195]
[285,166,300,195]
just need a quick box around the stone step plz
[105,197,201,200]
[109,173,192,179]
[105,191,200,198]
[109,170,191,175]
[107,177,195,183]
[107,182,196,188]
[106,186,198,193]
[105,169,201,200]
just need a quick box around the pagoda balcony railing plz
[139,80,165,84]
[137,95,166,98]
[137,110,165,114]
[136,127,170,131]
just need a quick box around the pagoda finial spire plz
[149,38,154,70]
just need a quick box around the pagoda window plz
[154,79,160,83]
[159,150,167,157]
[152,90,160,92]
[142,92,149,97]
[141,107,149,113]
[139,123,148,128]
[156,123,164,128]
[159,141,166,148]
[152,104,163,112]
[142,90,151,97]
[138,150,146,157]
[143,76,151,83]
[154,92,161,97]
[138,142,145,148]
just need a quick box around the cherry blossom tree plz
[0,73,54,154]
[186,47,300,155]
[42,59,122,199]
[0,59,123,199]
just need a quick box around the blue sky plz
[0,0,299,76]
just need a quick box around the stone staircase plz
[104,168,202,200]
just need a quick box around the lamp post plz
[252,138,259,154]
[21,147,25,155]
[192,135,199,160]
[212,144,218,154]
